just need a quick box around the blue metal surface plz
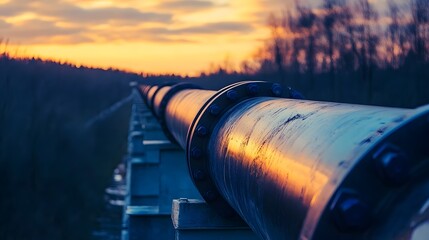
[138,81,429,240]
[120,87,203,240]
[172,198,258,240]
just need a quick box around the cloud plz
[89,27,197,43]
[146,21,254,35]
[80,21,253,44]
[0,1,25,16]
[140,36,196,43]
[182,21,253,34]
[42,4,172,25]
[41,35,95,44]
[1,19,85,44]
[0,19,11,28]
[0,0,254,45]
[0,1,172,25]
[157,0,215,12]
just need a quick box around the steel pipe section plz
[139,81,429,240]
[143,82,207,146]
[164,89,214,148]
[145,85,159,107]
[153,86,172,118]
[138,85,152,104]
[206,98,429,239]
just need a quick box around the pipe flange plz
[304,106,429,239]
[149,82,174,109]
[187,81,299,217]
[139,85,154,106]
[148,82,174,118]
[158,83,201,143]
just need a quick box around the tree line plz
[241,0,429,107]
[0,53,138,239]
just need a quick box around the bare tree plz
[268,13,286,84]
[322,0,349,99]
[288,3,321,88]
[407,0,429,102]
[409,0,429,62]
[386,1,402,68]
[352,0,380,102]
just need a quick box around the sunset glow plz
[0,0,295,75]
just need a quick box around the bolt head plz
[247,83,259,94]
[196,125,208,136]
[338,198,369,229]
[209,104,221,116]
[226,90,239,101]
[330,189,371,232]
[191,147,202,158]
[271,83,283,96]
[193,170,205,181]
[374,144,409,185]
[380,152,408,184]
[289,87,305,99]
[205,190,218,201]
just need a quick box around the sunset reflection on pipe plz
[209,97,414,239]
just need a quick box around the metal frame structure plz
[119,81,429,240]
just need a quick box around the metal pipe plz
[145,85,159,108]
[153,86,172,118]
[164,89,215,148]
[207,97,427,239]
[140,85,151,96]
[139,81,429,240]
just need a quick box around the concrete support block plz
[123,138,202,240]
[172,199,259,240]
[126,139,202,207]
[141,124,167,141]
[128,131,145,156]
[141,112,158,125]
[128,159,159,206]
[126,206,174,240]
[128,120,141,131]
[134,140,201,211]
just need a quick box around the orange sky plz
[0,0,388,76]
[0,0,294,75]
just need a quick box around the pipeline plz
[138,81,429,240]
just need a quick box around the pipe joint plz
[186,81,300,217]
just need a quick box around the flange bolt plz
[330,189,371,232]
[373,144,409,185]
[227,90,239,101]
[194,170,206,181]
[191,147,202,158]
[271,83,283,96]
[205,190,218,201]
[196,125,208,137]
[209,104,221,116]
[248,83,259,95]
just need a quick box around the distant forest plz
[238,0,429,107]
[1,0,429,239]
[0,55,138,239]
